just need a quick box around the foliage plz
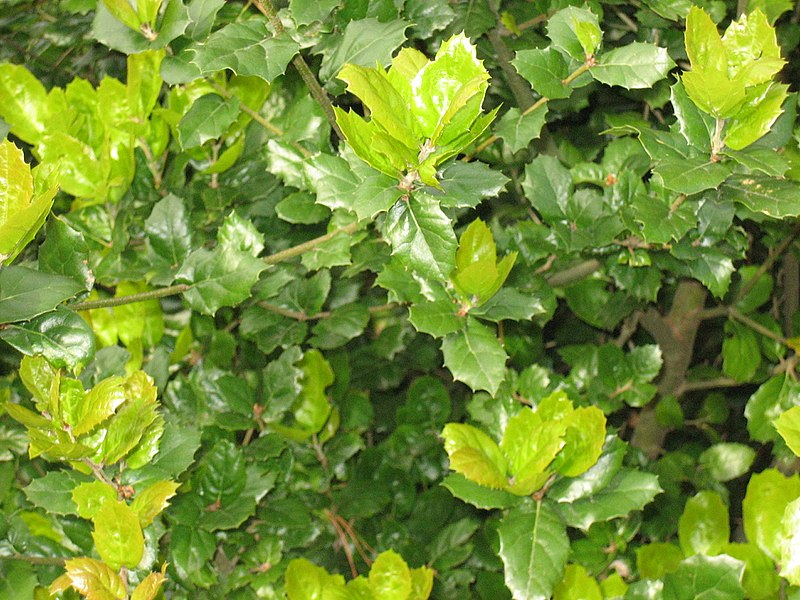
[0,0,800,598]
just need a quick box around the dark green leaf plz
[383,193,457,282]
[38,218,93,289]
[556,469,661,531]
[495,105,548,153]
[0,307,95,372]
[652,157,733,195]
[591,43,675,90]
[23,470,87,515]
[512,48,571,100]
[178,94,241,149]
[498,501,569,600]
[176,247,266,315]
[0,267,84,324]
[434,161,509,209]
[724,175,800,218]
[145,194,192,270]
[318,18,410,83]
[309,303,369,349]
[441,317,507,396]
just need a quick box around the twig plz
[678,377,745,394]
[263,223,359,265]
[82,459,117,489]
[71,285,191,312]
[735,221,800,304]
[463,58,594,160]
[729,306,788,345]
[208,82,312,158]
[70,224,361,312]
[251,0,344,141]
[545,259,601,287]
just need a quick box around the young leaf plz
[678,490,730,556]
[0,140,57,264]
[743,468,800,560]
[92,499,145,570]
[130,564,168,600]
[441,473,521,510]
[441,422,508,489]
[498,501,570,600]
[130,480,180,527]
[723,83,788,150]
[285,558,346,599]
[781,497,800,585]
[50,557,126,599]
[547,6,602,59]
[698,443,756,481]
[72,480,117,520]
[553,564,602,600]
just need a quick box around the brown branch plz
[633,280,708,458]
[735,221,800,304]
[545,259,601,287]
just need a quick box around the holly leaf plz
[92,499,145,570]
[178,93,241,149]
[441,317,507,396]
[591,43,675,89]
[176,247,266,315]
[495,105,548,153]
[512,48,571,99]
[383,193,457,281]
[0,307,95,372]
[0,267,84,324]
[498,502,570,600]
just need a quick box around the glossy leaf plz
[591,43,674,90]
[662,555,745,600]
[163,20,299,84]
[441,473,521,510]
[383,193,457,282]
[743,468,800,560]
[547,6,602,60]
[553,564,601,600]
[176,246,266,315]
[678,490,729,556]
[441,317,507,396]
[50,557,126,600]
[495,105,548,153]
[178,93,241,149]
[131,480,180,526]
[0,139,56,263]
[498,501,569,600]
[72,480,117,520]
[698,443,756,481]
[92,499,145,570]
[0,267,84,324]
[0,307,95,372]
[441,422,508,490]
[556,469,661,531]
[512,48,571,99]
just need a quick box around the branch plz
[70,224,361,312]
[545,259,601,287]
[263,223,359,265]
[735,221,800,304]
[252,0,344,141]
[71,284,191,311]
[208,82,312,158]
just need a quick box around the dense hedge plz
[1,0,800,598]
